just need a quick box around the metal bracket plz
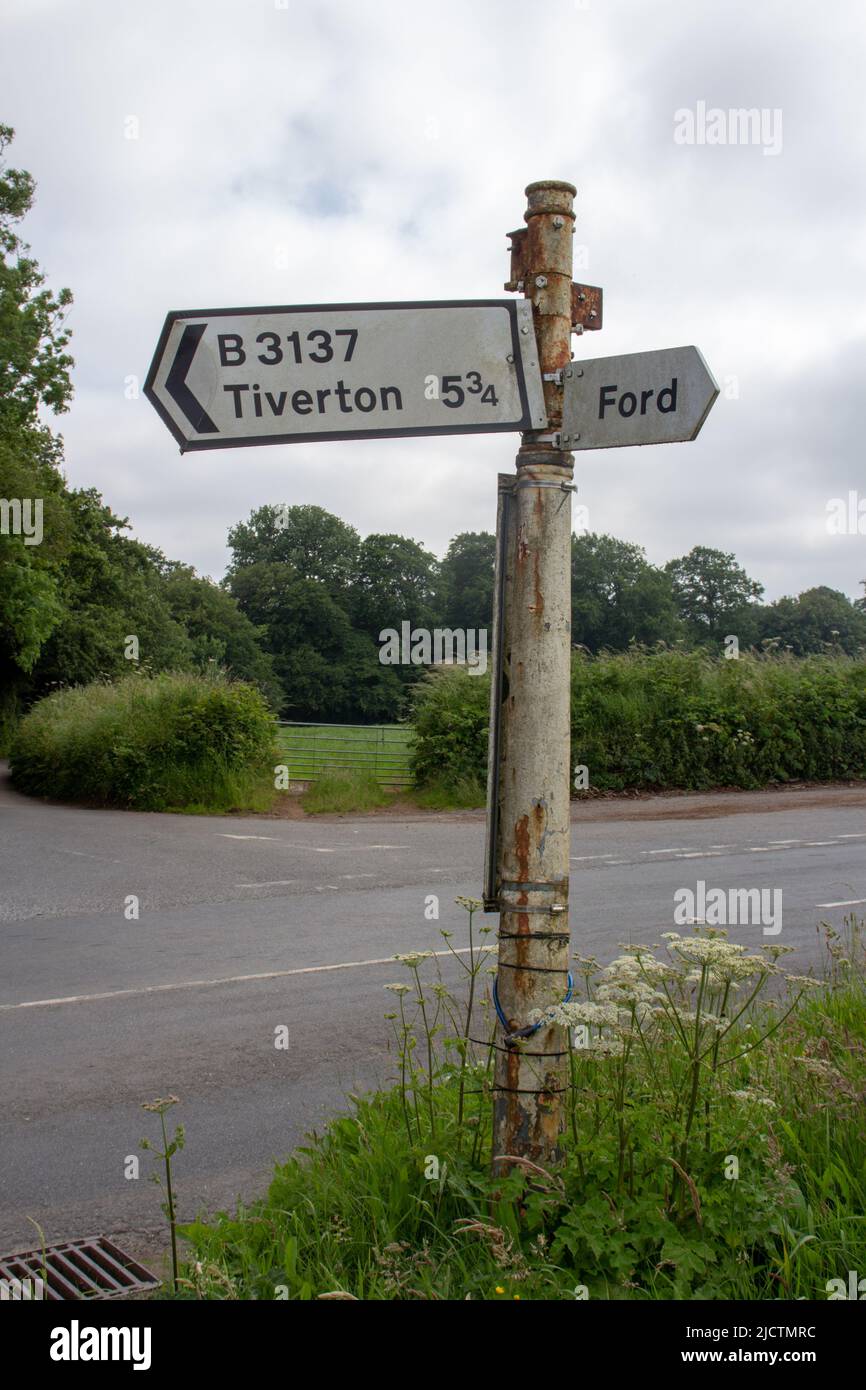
[497,904,567,916]
[504,227,528,291]
[527,429,568,448]
[571,282,603,331]
[483,473,515,912]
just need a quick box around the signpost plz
[144,299,546,451]
[561,345,719,450]
[144,180,719,1169]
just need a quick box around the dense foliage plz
[9,671,278,812]
[408,651,866,794]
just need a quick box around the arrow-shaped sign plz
[144,300,547,451]
[561,345,718,450]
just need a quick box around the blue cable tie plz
[493,971,574,1045]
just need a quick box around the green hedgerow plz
[407,649,866,795]
[9,669,279,812]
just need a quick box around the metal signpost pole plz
[490,181,577,1169]
[143,184,716,1173]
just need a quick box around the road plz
[1,771,864,1265]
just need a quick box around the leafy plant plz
[9,669,279,812]
[141,1096,185,1292]
[171,910,866,1301]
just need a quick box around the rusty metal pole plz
[491,180,575,1169]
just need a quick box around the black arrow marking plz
[165,324,218,433]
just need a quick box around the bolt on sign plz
[561,345,719,450]
[144,299,547,451]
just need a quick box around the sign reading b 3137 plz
[561,345,719,450]
[144,299,547,451]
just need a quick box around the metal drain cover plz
[0,1236,161,1300]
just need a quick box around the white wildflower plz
[393,951,434,967]
[557,1001,620,1028]
[731,1089,776,1109]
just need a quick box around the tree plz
[30,490,192,691]
[665,546,763,644]
[226,560,402,720]
[0,125,73,430]
[160,562,283,707]
[437,531,495,630]
[0,426,69,681]
[571,533,679,650]
[758,586,866,656]
[352,532,439,640]
[227,503,360,599]
[0,126,76,736]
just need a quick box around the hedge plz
[9,670,279,812]
[408,651,866,794]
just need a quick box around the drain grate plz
[0,1236,161,1300]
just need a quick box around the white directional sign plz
[144,299,547,451]
[561,345,718,450]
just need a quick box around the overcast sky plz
[3,0,864,601]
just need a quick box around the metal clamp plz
[513,478,575,492]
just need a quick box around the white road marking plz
[219,834,281,841]
[570,854,616,861]
[709,844,736,849]
[645,848,700,855]
[804,841,838,847]
[838,833,866,839]
[218,835,407,852]
[747,847,770,852]
[768,840,803,845]
[676,851,721,858]
[235,880,298,888]
[339,873,375,879]
[815,898,866,908]
[0,946,487,1012]
[56,849,125,864]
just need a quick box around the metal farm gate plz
[277,722,414,788]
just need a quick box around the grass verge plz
[300,767,393,814]
[170,914,866,1301]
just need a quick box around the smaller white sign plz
[562,345,719,450]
